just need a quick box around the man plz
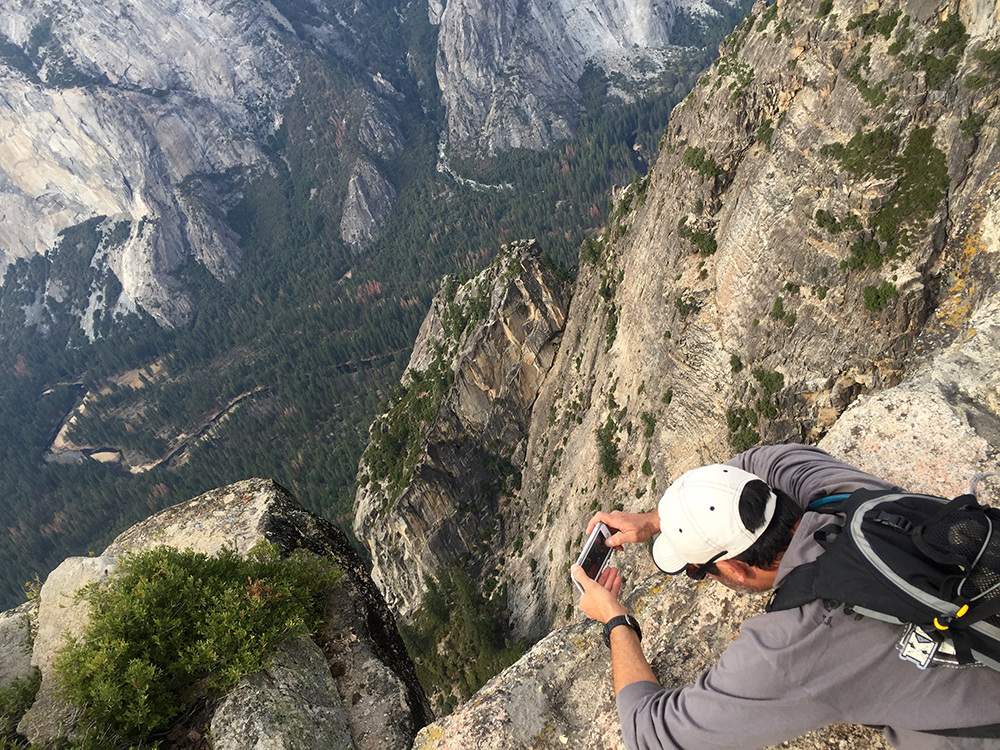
[572,443,1000,749]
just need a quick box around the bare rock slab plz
[211,636,354,750]
[17,556,117,745]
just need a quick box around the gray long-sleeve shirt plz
[616,444,1000,750]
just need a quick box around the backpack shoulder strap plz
[808,493,852,511]
[767,562,821,612]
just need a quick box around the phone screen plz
[574,523,614,593]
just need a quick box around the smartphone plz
[573,522,615,594]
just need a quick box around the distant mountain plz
[435,0,751,154]
[0,0,416,328]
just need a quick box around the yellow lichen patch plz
[927,166,1000,335]
[413,725,445,749]
[931,231,985,333]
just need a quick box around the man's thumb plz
[571,564,589,587]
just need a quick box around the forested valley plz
[0,0,752,609]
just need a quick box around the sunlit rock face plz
[0,0,302,326]
[433,0,739,155]
[353,240,572,621]
[366,1,1000,741]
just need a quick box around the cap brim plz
[651,534,689,575]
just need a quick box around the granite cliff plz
[433,0,752,155]
[359,0,1000,744]
[354,239,572,621]
[0,0,741,334]
[0,0,407,328]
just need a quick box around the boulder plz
[210,636,354,750]
[17,556,117,745]
[17,478,430,749]
[0,601,36,690]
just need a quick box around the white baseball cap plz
[651,464,776,574]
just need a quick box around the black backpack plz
[767,483,1000,673]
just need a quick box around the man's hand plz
[587,510,660,550]
[572,564,628,623]
[573,564,660,693]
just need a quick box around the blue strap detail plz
[808,493,851,511]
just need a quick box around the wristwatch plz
[603,614,642,647]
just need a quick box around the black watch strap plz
[603,614,642,647]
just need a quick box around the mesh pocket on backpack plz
[922,510,1000,625]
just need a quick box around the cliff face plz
[0,0,298,326]
[364,0,1000,743]
[432,0,749,155]
[0,0,405,328]
[500,0,1000,638]
[353,240,571,620]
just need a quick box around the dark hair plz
[703,480,803,574]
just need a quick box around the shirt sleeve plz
[615,612,842,750]
[723,443,901,509]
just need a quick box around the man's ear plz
[714,558,755,583]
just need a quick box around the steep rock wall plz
[0,0,406,328]
[501,0,1000,638]
[411,3,1000,741]
[0,0,300,326]
[353,240,571,619]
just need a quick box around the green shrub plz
[770,296,795,327]
[752,369,785,395]
[580,237,602,265]
[920,16,968,89]
[847,10,900,38]
[965,73,991,90]
[641,411,656,439]
[0,670,40,741]
[53,543,340,747]
[960,112,987,140]
[596,415,621,479]
[682,147,723,178]
[725,407,760,451]
[675,296,702,316]
[816,0,833,17]
[844,238,883,270]
[863,280,897,311]
[974,48,1000,77]
[604,305,619,352]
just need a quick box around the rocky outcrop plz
[493,0,1000,639]
[353,239,571,620]
[0,601,36,691]
[433,0,748,155]
[341,159,398,254]
[15,478,430,749]
[18,557,117,745]
[210,636,355,750]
